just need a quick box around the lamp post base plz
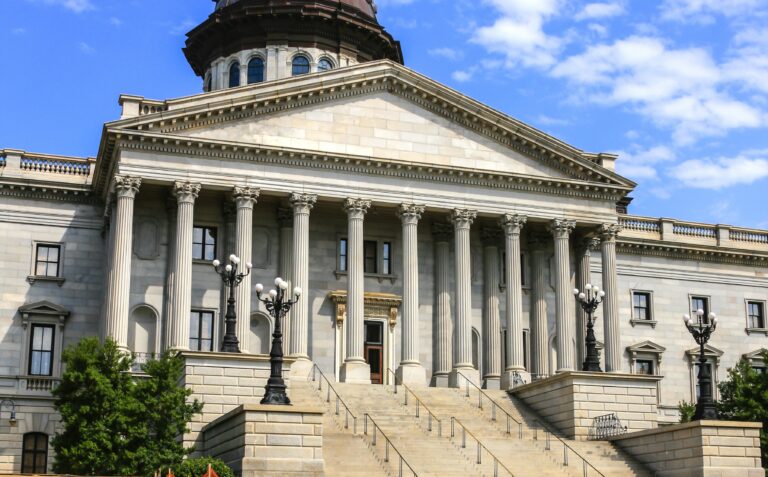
[261,380,291,406]
[693,401,719,421]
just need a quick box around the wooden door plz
[364,321,384,384]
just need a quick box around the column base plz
[449,367,480,388]
[431,373,450,387]
[396,364,427,386]
[500,369,529,390]
[340,360,371,384]
[483,376,501,390]
[289,357,314,379]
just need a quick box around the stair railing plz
[364,413,419,477]
[457,372,605,477]
[309,364,358,434]
[386,369,443,437]
[449,417,516,477]
[455,372,523,439]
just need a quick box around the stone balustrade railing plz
[618,217,660,234]
[729,229,768,244]
[672,223,717,239]
[0,149,94,185]
[619,215,768,251]
[20,156,92,176]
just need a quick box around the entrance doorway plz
[365,321,384,384]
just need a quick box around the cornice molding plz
[0,182,97,204]
[617,239,768,266]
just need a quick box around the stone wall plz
[202,404,324,477]
[510,371,661,439]
[609,420,764,477]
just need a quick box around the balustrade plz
[20,156,91,176]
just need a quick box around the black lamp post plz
[0,399,17,426]
[212,254,252,353]
[255,277,301,406]
[684,309,719,420]
[574,284,605,372]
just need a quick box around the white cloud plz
[723,27,768,95]
[451,69,475,82]
[12,28,27,35]
[615,145,676,180]
[428,48,464,61]
[79,42,96,55]
[471,0,564,69]
[109,17,123,27]
[575,2,626,21]
[28,0,94,13]
[668,155,768,189]
[536,115,571,126]
[660,0,762,22]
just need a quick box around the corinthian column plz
[530,236,550,379]
[104,176,141,350]
[233,186,260,353]
[289,193,317,377]
[480,227,502,390]
[449,209,479,387]
[431,223,453,387]
[168,181,201,351]
[550,219,576,373]
[500,214,527,389]
[396,204,427,385]
[340,198,372,384]
[600,224,622,372]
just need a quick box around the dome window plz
[318,58,334,72]
[248,57,265,84]
[292,55,311,76]
[229,63,241,88]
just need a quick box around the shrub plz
[175,457,234,477]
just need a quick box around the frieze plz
[328,291,402,329]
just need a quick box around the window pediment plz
[685,344,724,363]
[19,301,70,328]
[627,340,666,356]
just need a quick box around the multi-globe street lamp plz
[255,277,301,406]
[212,254,252,353]
[574,284,606,372]
[684,309,719,420]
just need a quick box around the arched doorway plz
[250,312,272,355]
[128,305,157,354]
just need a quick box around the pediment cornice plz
[617,238,768,266]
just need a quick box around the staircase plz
[290,373,652,477]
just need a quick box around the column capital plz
[343,198,371,218]
[277,207,293,228]
[114,176,141,199]
[398,203,425,224]
[549,219,576,239]
[174,181,201,204]
[480,226,502,246]
[500,214,527,236]
[432,222,453,242]
[599,223,623,242]
[451,209,477,229]
[290,193,318,214]
[233,186,260,207]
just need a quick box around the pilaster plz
[529,234,550,379]
[431,223,453,387]
[481,226,502,390]
[277,207,293,356]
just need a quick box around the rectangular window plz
[382,242,393,275]
[339,238,348,272]
[192,226,217,261]
[29,325,54,376]
[35,244,60,277]
[21,433,48,473]
[633,292,651,321]
[364,240,378,274]
[189,310,214,351]
[691,296,710,323]
[636,359,654,375]
[748,301,765,329]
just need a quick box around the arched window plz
[204,74,212,92]
[22,433,48,473]
[317,58,334,72]
[228,63,241,88]
[248,57,265,84]
[250,312,272,354]
[291,55,311,76]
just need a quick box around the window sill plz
[26,276,65,286]
[746,328,768,336]
[630,319,657,328]
[334,270,398,283]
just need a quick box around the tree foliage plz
[678,400,696,424]
[175,457,234,477]
[52,338,202,476]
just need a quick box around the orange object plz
[202,463,219,477]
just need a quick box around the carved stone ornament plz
[328,291,402,329]
[173,181,201,202]
[600,223,623,242]
[432,222,453,242]
[398,203,425,223]
[451,209,477,228]
[290,193,318,213]
[233,186,260,206]
[549,219,576,238]
[501,214,527,236]
[114,176,141,199]
[343,198,371,218]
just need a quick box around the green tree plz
[678,400,696,424]
[717,352,768,471]
[176,457,234,477]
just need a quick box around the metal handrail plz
[450,417,516,477]
[364,413,419,477]
[386,369,443,436]
[456,372,605,477]
[309,364,358,434]
[455,372,523,439]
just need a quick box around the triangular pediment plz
[743,349,768,360]
[686,344,724,359]
[19,300,70,316]
[627,340,666,355]
[102,61,635,192]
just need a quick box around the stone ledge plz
[513,371,663,393]
[203,404,324,431]
[610,420,763,442]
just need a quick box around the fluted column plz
[163,196,178,349]
[104,176,141,350]
[550,219,576,373]
[500,214,527,389]
[431,223,453,387]
[340,198,372,383]
[575,238,599,368]
[480,227,502,390]
[277,207,293,356]
[289,193,317,377]
[168,181,201,350]
[601,224,622,372]
[449,209,479,387]
[233,187,260,353]
[396,204,427,385]
[530,236,550,379]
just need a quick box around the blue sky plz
[2,0,768,228]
